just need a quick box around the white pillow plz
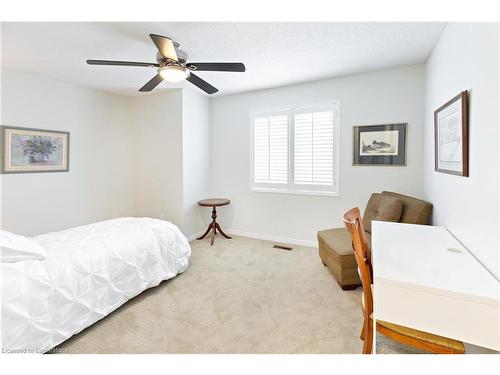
[0,230,47,262]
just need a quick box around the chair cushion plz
[363,194,403,233]
[377,320,465,353]
[361,291,465,353]
[363,193,382,232]
[317,228,370,268]
[381,191,433,225]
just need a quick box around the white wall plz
[210,65,426,245]
[424,23,500,279]
[1,70,211,239]
[182,89,211,238]
[130,88,211,238]
[0,69,135,236]
[131,90,184,226]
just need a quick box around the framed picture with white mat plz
[352,123,407,166]
[434,91,469,177]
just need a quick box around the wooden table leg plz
[210,206,217,246]
[197,222,213,240]
[215,223,232,239]
[198,205,232,245]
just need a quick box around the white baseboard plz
[187,228,318,248]
[226,228,318,248]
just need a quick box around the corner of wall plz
[180,88,212,238]
[497,23,500,281]
[423,23,500,279]
[129,90,184,226]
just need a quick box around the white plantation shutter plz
[253,117,270,182]
[251,103,339,195]
[294,110,335,189]
[253,114,288,187]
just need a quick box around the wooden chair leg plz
[360,318,367,341]
[362,319,373,354]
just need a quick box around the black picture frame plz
[353,123,407,166]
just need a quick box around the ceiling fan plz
[87,34,245,95]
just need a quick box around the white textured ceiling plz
[1,22,445,97]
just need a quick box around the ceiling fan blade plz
[139,74,164,92]
[87,60,159,67]
[187,62,245,72]
[186,73,218,95]
[149,34,178,61]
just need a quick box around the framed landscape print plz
[434,91,469,176]
[353,123,407,166]
[1,126,70,173]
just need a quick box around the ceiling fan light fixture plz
[87,34,244,93]
[158,65,189,83]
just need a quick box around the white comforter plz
[1,217,191,353]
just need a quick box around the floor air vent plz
[273,244,293,251]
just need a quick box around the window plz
[250,103,340,196]
[253,113,288,187]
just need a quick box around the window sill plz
[250,187,340,197]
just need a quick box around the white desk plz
[372,221,500,351]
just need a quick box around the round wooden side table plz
[197,198,232,246]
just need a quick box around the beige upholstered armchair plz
[317,191,433,290]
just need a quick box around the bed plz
[1,217,191,353]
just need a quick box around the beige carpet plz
[55,235,414,354]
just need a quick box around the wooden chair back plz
[343,207,466,354]
[342,207,373,318]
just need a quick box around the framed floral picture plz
[434,91,469,176]
[0,126,70,173]
[353,123,407,166]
